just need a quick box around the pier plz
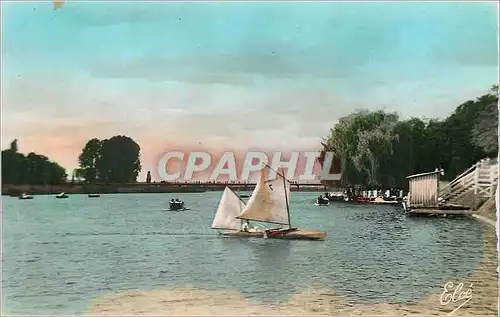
[405,157,498,217]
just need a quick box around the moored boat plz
[369,197,399,205]
[19,193,34,200]
[56,192,69,199]
[88,194,100,198]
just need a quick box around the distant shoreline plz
[2,183,329,196]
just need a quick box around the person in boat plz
[242,221,250,232]
[316,195,328,204]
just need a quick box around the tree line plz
[319,86,499,189]
[1,136,142,185]
[1,139,67,185]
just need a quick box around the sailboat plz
[211,187,264,237]
[232,165,326,240]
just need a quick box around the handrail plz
[440,163,478,194]
[440,172,476,198]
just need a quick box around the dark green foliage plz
[321,88,499,187]
[78,138,102,183]
[78,135,141,183]
[1,140,67,185]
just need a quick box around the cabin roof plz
[406,170,442,179]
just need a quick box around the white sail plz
[211,187,245,231]
[237,166,290,225]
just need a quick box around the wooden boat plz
[19,193,34,200]
[211,187,263,235]
[315,196,330,206]
[220,228,326,240]
[169,199,189,211]
[56,192,69,199]
[369,197,399,205]
[88,194,101,198]
[234,165,326,241]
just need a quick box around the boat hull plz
[220,229,326,241]
[314,202,329,206]
[166,208,190,212]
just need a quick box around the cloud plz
[89,52,360,85]
[2,77,347,175]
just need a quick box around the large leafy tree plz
[321,110,400,187]
[77,136,142,183]
[78,138,102,183]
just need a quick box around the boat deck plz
[220,229,326,241]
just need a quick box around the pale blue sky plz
[2,1,498,179]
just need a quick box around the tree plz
[321,110,400,187]
[77,138,102,183]
[471,92,498,156]
[96,135,141,183]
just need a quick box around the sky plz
[1,1,498,181]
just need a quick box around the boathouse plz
[405,169,443,208]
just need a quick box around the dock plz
[407,208,473,217]
[404,158,498,219]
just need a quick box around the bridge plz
[2,181,329,195]
[122,181,328,191]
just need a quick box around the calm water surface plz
[2,192,485,314]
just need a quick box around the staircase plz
[439,157,498,210]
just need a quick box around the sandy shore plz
[87,225,498,316]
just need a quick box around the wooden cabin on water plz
[404,169,471,216]
[406,170,442,208]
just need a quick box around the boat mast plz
[237,186,243,227]
[229,186,245,227]
[282,169,291,228]
[265,164,292,228]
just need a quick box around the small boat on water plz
[19,193,34,200]
[369,197,399,205]
[88,194,100,198]
[56,192,69,199]
[214,165,326,241]
[315,195,330,206]
[169,199,189,211]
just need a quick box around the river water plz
[2,192,485,315]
